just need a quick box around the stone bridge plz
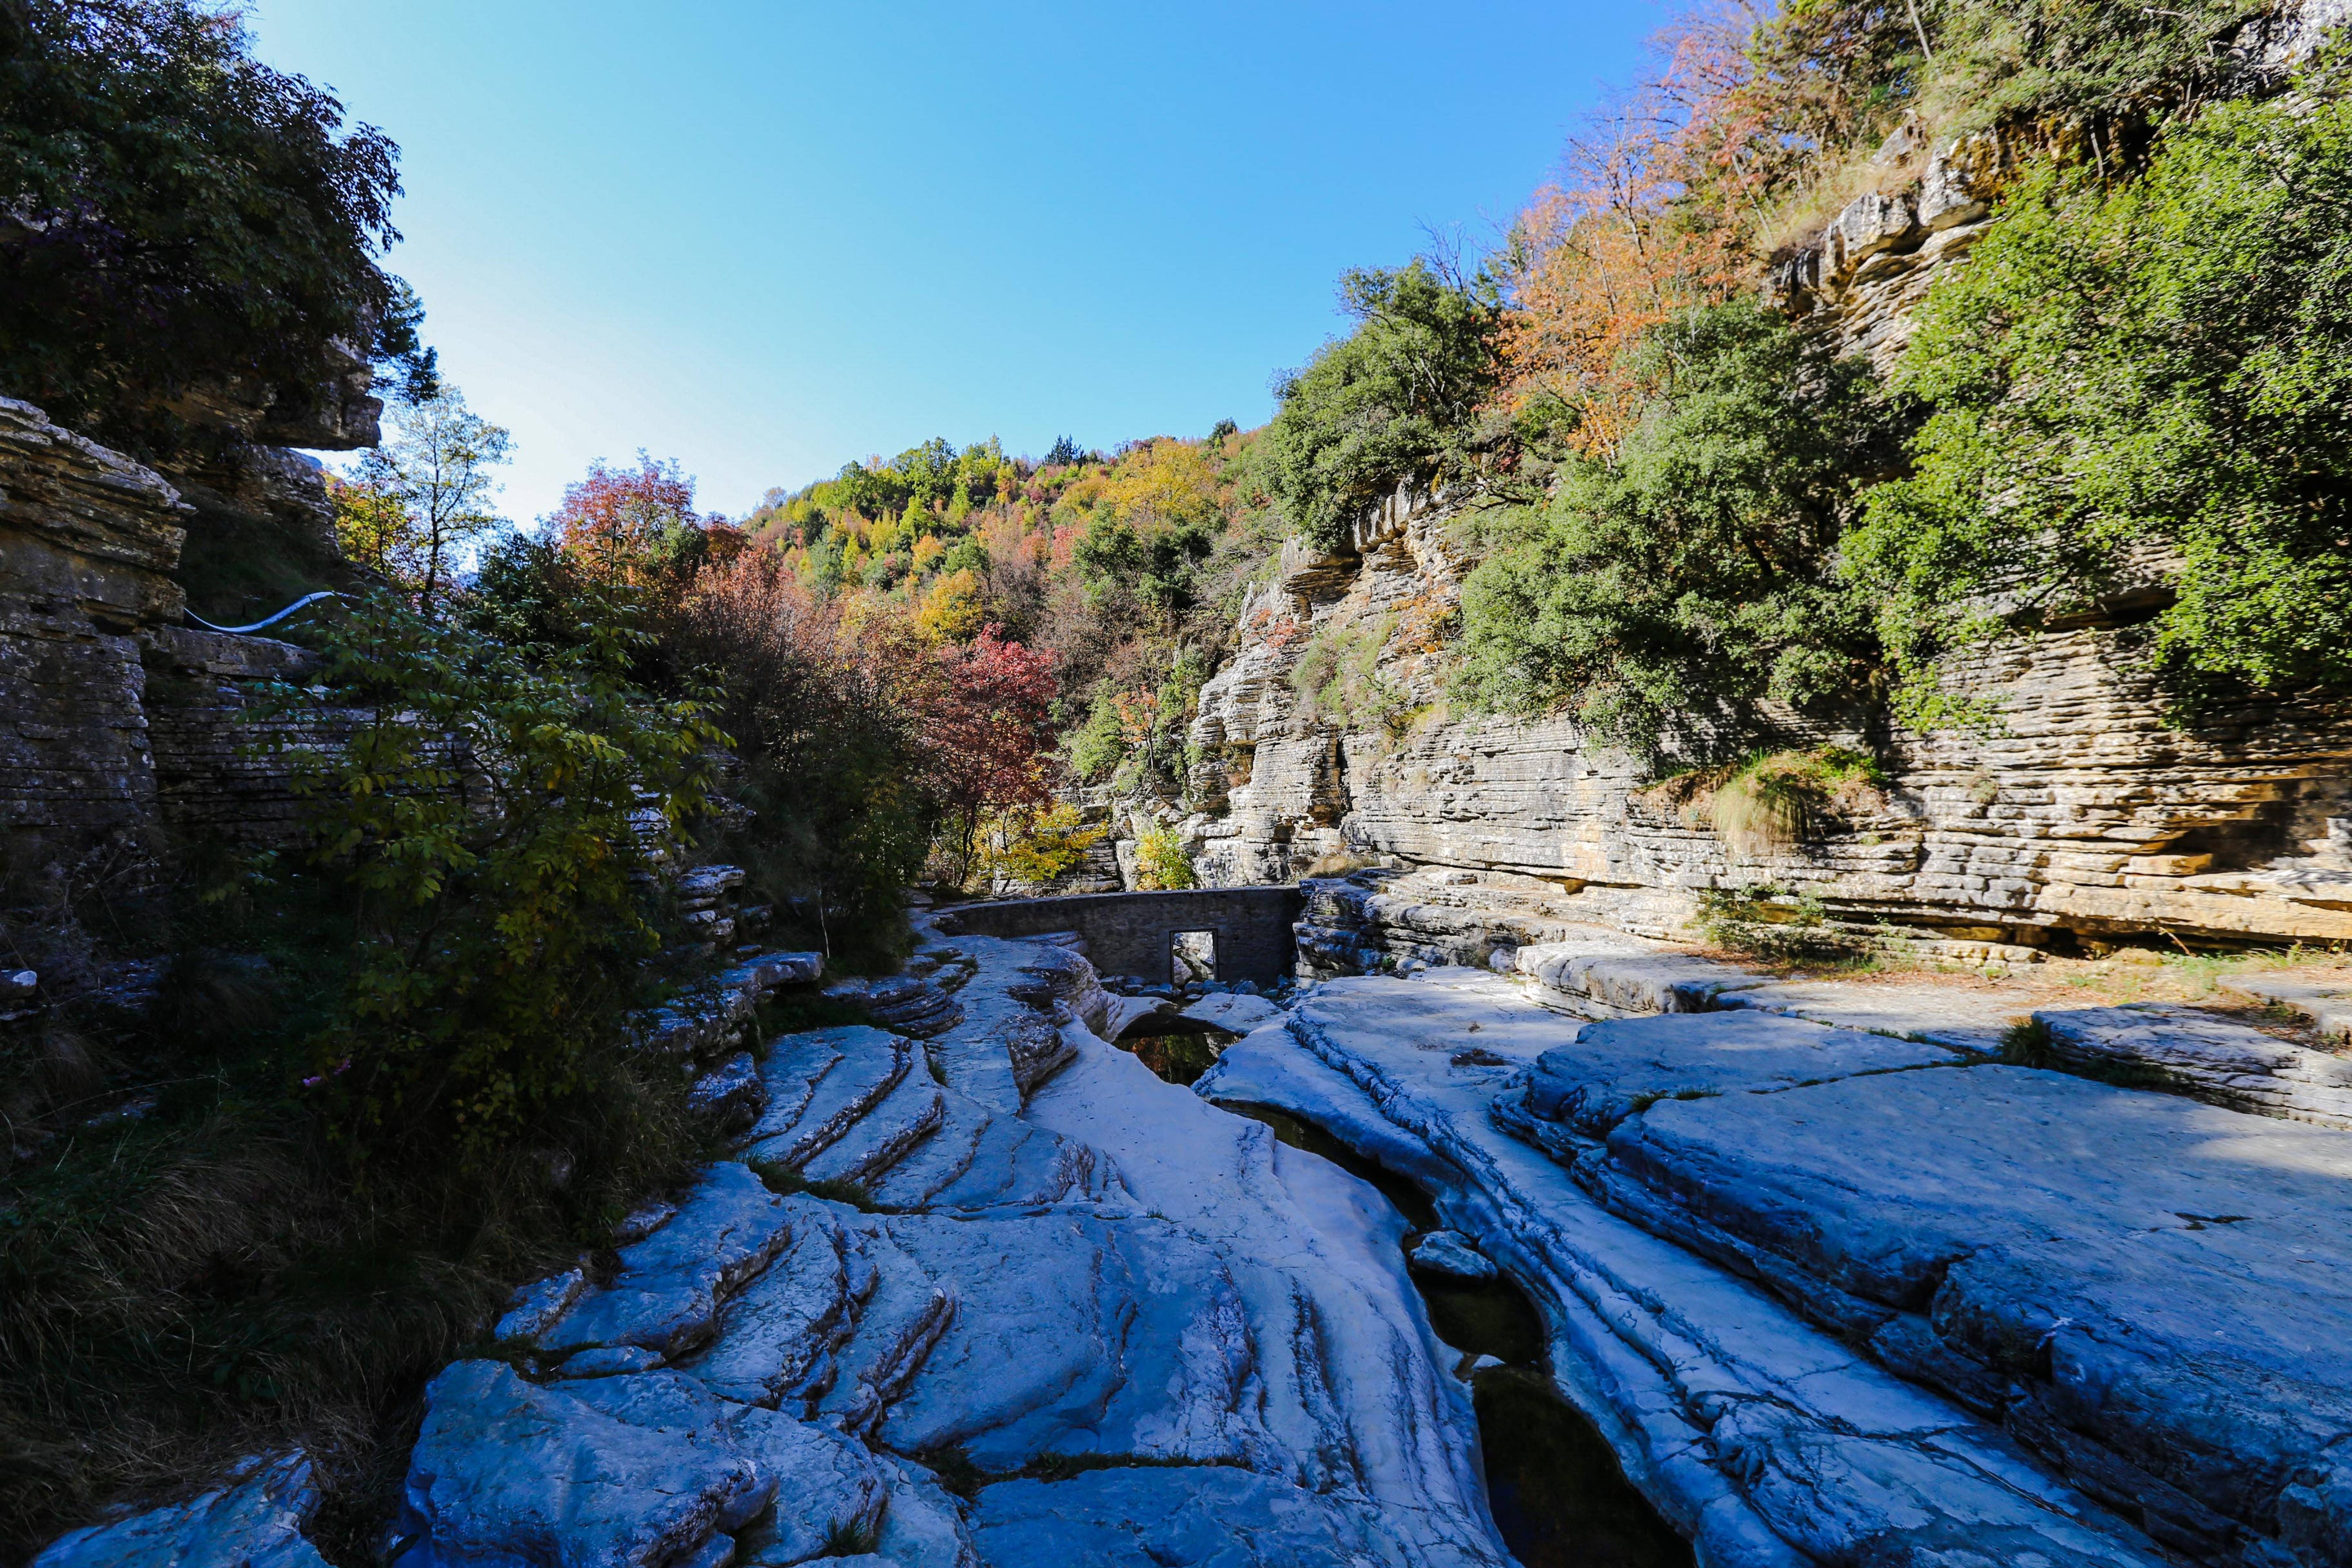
[933,887,1304,987]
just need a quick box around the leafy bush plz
[1133,826,1198,890]
[1692,881,1868,962]
[0,0,406,450]
[3,573,723,1550]
[271,588,723,1159]
[1750,0,2273,155]
[979,802,1107,888]
[1456,303,1898,754]
[1252,260,1501,553]
[1067,688,1129,782]
[1849,89,2352,722]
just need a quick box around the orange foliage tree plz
[1494,4,1769,455]
[550,453,737,589]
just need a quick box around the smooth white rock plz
[1178,991,1284,1033]
[1406,1229,1497,1280]
[33,1454,327,1568]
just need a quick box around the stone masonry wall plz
[936,888,1305,986]
[0,399,188,875]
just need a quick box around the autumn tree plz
[548,452,732,590]
[342,385,511,610]
[926,625,1059,883]
[669,551,936,956]
[1494,6,1756,458]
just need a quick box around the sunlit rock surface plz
[1201,969,2352,1568]
[385,929,1511,1568]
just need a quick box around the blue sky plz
[247,2,1660,522]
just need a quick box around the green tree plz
[1252,258,1501,553]
[0,0,406,449]
[275,588,724,1159]
[347,386,512,611]
[1456,303,1896,753]
[1848,89,2352,721]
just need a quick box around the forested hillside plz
[736,428,1283,852]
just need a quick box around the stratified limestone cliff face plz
[0,397,328,879]
[1180,484,2352,952]
[1175,77,2352,953]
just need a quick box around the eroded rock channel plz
[403,927,1517,1568]
[42,926,2352,1568]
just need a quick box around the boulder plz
[1406,1229,1497,1280]
[34,1453,327,1568]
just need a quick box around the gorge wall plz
[0,396,337,889]
[1165,129,2352,959]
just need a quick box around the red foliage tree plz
[924,624,1059,879]
[549,452,726,587]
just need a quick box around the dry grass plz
[1302,850,1376,879]
[0,909,707,1564]
[1649,748,1889,861]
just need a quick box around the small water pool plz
[1212,1099,1695,1568]
[1113,1018,1236,1087]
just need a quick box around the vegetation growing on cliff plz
[1263,0,2352,754]
[1455,304,1898,752]
[1851,87,2352,720]
[1250,261,1503,554]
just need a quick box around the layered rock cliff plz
[0,398,332,884]
[1169,115,2352,957]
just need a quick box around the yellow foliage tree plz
[914,567,985,641]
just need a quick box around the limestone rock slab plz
[1234,972,2176,1568]
[1522,1011,1961,1139]
[395,1363,772,1568]
[33,1454,326,1568]
[2034,1002,2352,1129]
[1594,1062,2352,1565]
[1406,1230,1497,1280]
[539,1163,791,1357]
[969,1466,1383,1568]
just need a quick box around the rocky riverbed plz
[1201,966,2352,1568]
[35,920,2352,1568]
